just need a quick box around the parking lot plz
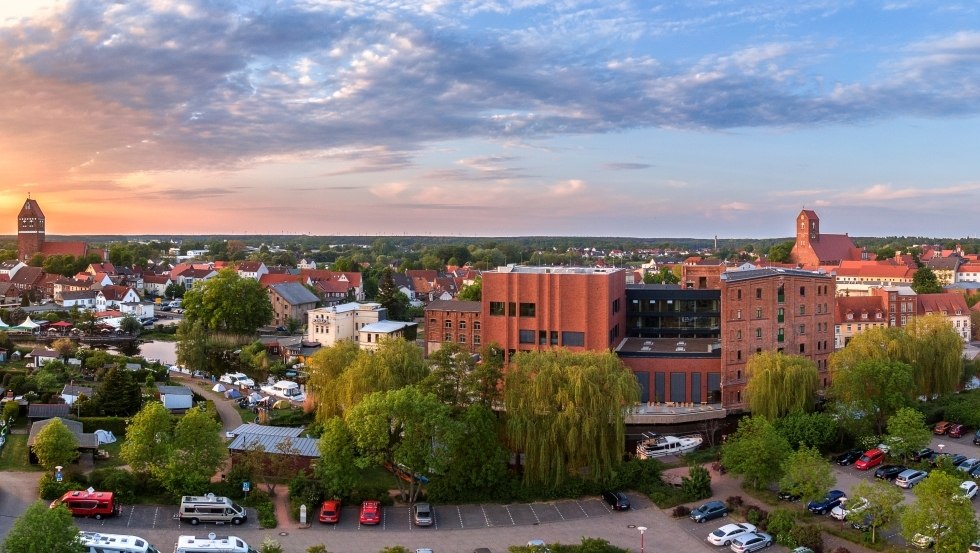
[76,494,651,534]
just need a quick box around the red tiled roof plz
[259,274,303,287]
[143,274,172,284]
[41,241,88,258]
[917,293,970,316]
[835,261,913,279]
[300,269,362,288]
[313,279,351,294]
[406,270,438,282]
[237,261,264,272]
[835,296,886,325]
[809,234,861,265]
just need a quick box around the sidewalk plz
[663,463,876,553]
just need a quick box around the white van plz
[79,532,161,553]
[168,299,182,308]
[177,494,247,525]
[175,534,257,553]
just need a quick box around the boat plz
[635,432,703,459]
[260,380,305,402]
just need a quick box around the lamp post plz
[637,526,647,553]
[838,497,847,530]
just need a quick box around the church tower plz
[17,197,46,261]
[795,209,819,250]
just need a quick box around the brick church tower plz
[17,197,46,261]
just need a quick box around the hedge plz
[77,416,128,438]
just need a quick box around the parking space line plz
[577,501,589,518]
[481,504,491,527]
[554,503,565,521]
[528,504,541,524]
[456,505,463,528]
[126,505,135,527]
[433,508,439,530]
[152,507,159,529]
[504,504,515,525]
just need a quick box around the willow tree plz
[504,349,639,488]
[901,314,963,398]
[745,351,818,420]
[306,340,362,422]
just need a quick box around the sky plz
[1,1,979,239]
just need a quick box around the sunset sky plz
[2,1,979,238]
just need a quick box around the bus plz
[78,532,161,553]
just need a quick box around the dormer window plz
[875,312,882,320]
[846,313,853,320]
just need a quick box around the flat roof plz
[492,265,625,275]
[616,337,722,356]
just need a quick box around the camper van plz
[78,531,161,553]
[177,494,247,525]
[51,489,122,519]
[260,380,305,402]
[174,534,257,553]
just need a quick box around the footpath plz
[663,463,875,553]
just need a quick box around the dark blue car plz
[690,500,728,523]
[807,490,846,515]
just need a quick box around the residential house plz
[925,256,964,287]
[834,261,915,297]
[0,282,21,308]
[227,424,319,474]
[918,293,972,341]
[27,348,59,368]
[174,267,217,289]
[61,384,93,406]
[60,290,99,309]
[142,273,173,297]
[28,417,98,464]
[27,403,70,423]
[267,282,320,327]
[424,299,482,355]
[9,266,44,298]
[300,270,363,304]
[834,295,888,349]
[0,260,26,280]
[236,261,269,281]
[306,302,388,348]
[358,320,418,351]
[96,286,141,312]
[156,384,194,410]
[297,258,316,270]
[53,277,93,302]
[870,286,918,327]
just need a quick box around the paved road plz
[0,472,42,539]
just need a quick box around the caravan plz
[174,534,257,553]
[177,494,247,525]
[78,532,160,553]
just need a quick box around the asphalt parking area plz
[75,506,261,532]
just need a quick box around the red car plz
[359,500,381,525]
[318,499,341,524]
[949,424,966,438]
[854,448,885,470]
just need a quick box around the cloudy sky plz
[2,1,979,238]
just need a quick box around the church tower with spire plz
[17,197,46,261]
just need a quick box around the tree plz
[421,342,502,410]
[345,386,452,501]
[767,241,794,263]
[375,267,409,321]
[430,404,509,501]
[2,502,84,553]
[456,276,482,301]
[120,402,173,475]
[92,367,142,416]
[504,350,639,487]
[315,418,358,499]
[181,268,273,334]
[156,406,225,496]
[912,266,943,294]
[745,351,818,419]
[682,465,712,501]
[849,480,904,544]
[777,445,836,505]
[165,282,184,299]
[120,315,142,335]
[903,314,963,398]
[721,416,791,489]
[32,418,79,471]
[886,407,933,461]
[772,411,838,450]
[829,358,915,435]
[306,340,362,422]
[51,338,75,361]
[900,471,979,553]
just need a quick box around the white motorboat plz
[636,432,703,459]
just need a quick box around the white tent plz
[95,429,117,444]
[17,316,40,329]
[0,318,8,328]
[212,383,227,393]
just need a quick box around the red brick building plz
[616,338,721,404]
[17,197,90,262]
[481,266,626,361]
[790,209,866,268]
[720,267,836,411]
[870,286,917,328]
[680,257,725,289]
[424,299,482,355]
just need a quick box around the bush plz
[745,505,768,528]
[256,502,277,528]
[766,508,797,546]
[725,495,744,512]
[789,524,824,553]
[38,474,86,501]
[88,468,138,504]
[259,538,283,553]
[681,465,712,501]
[671,505,690,517]
[76,417,128,438]
[307,547,331,553]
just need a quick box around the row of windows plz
[444,333,481,345]
[730,340,831,362]
[733,283,831,301]
[489,302,536,317]
[517,330,586,347]
[434,319,481,330]
[629,299,720,313]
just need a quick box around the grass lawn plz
[236,406,257,423]
[356,465,396,490]
[95,440,126,469]
[0,434,42,471]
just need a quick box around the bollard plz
[300,504,307,526]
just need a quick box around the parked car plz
[219,372,255,388]
[807,490,846,515]
[690,500,728,523]
[969,542,980,553]
[729,532,773,553]
[958,458,980,473]
[413,502,434,526]
[707,523,757,546]
[835,449,863,466]
[318,499,341,524]
[911,525,947,550]
[932,453,967,467]
[895,469,928,489]
[974,430,980,446]
[910,447,934,462]
[854,448,885,471]
[970,464,980,478]
[950,423,967,438]
[874,464,906,481]
[359,500,381,525]
[961,481,979,500]
[601,490,631,511]
[791,548,815,553]
[776,489,801,502]
[934,421,953,435]
[851,514,874,531]
[830,497,868,521]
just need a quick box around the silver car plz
[896,469,927,489]
[413,502,433,526]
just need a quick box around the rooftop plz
[492,265,625,275]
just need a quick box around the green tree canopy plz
[849,479,904,544]
[777,445,836,505]
[181,268,273,334]
[430,403,509,501]
[32,418,79,471]
[504,349,639,487]
[456,276,482,301]
[93,367,142,416]
[120,401,174,475]
[829,358,915,435]
[2,502,84,553]
[745,351,818,419]
[721,416,792,489]
[315,417,358,499]
[767,241,794,263]
[886,407,933,460]
[375,267,409,321]
[772,411,838,451]
[900,471,979,553]
[912,266,943,294]
[421,342,502,410]
[156,406,225,496]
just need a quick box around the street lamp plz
[838,497,847,530]
[637,526,647,553]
